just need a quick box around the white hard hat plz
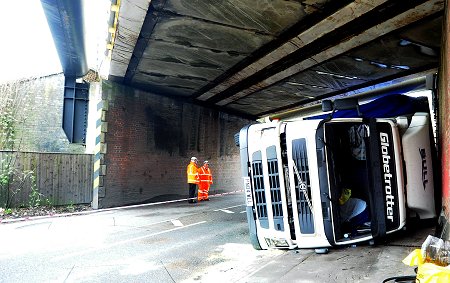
[203,160,209,164]
[191,157,198,162]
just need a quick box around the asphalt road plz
[0,191,435,283]
[0,191,284,283]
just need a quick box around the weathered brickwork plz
[100,81,252,208]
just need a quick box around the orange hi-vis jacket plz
[187,161,199,184]
[199,165,213,189]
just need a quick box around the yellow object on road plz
[403,249,450,283]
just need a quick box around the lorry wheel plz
[314,248,329,254]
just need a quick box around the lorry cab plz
[239,95,436,250]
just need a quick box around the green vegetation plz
[27,173,48,208]
[0,80,38,209]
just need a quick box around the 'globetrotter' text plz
[380,132,394,222]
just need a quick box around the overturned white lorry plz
[238,94,437,250]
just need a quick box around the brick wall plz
[100,81,252,208]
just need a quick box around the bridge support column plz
[91,84,108,210]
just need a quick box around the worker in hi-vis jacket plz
[187,157,199,203]
[198,160,213,201]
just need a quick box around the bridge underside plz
[109,0,443,119]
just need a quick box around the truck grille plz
[252,160,268,221]
[292,139,315,234]
[268,159,283,217]
[268,158,284,231]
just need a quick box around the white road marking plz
[218,209,234,214]
[52,221,206,261]
[240,211,246,213]
[217,204,245,210]
[171,219,183,227]
[213,204,245,214]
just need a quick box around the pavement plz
[240,225,435,283]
